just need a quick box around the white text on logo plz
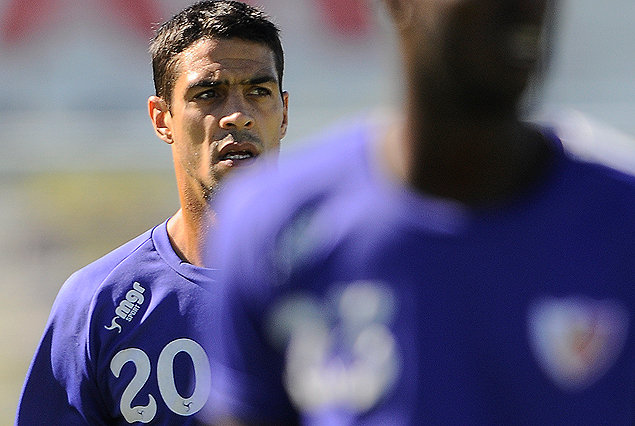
[105,282,146,333]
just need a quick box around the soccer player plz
[209,0,635,424]
[15,1,288,425]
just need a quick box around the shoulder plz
[218,117,374,224]
[210,117,376,267]
[27,225,161,401]
[540,113,635,198]
[540,130,635,236]
[557,134,635,198]
[58,227,156,304]
[45,224,163,341]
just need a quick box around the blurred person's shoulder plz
[215,109,392,224]
[538,108,635,181]
[536,116,635,233]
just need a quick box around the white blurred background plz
[0,0,634,422]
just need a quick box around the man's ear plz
[280,91,290,139]
[148,95,173,144]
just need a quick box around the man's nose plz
[218,96,254,130]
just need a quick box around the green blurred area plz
[0,170,178,424]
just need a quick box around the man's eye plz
[195,90,219,100]
[249,87,272,97]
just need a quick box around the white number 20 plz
[110,338,211,424]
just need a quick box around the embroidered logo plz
[105,282,146,333]
[528,295,629,392]
[266,281,400,414]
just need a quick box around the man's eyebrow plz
[186,75,278,91]
[186,79,223,91]
[244,75,278,86]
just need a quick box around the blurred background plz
[0,0,634,422]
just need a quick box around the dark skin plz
[381,0,554,207]
[383,98,551,207]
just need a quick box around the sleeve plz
[209,181,300,426]
[16,327,92,425]
[15,273,109,426]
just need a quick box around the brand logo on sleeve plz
[528,295,629,392]
[105,282,147,333]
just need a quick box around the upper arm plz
[16,326,93,426]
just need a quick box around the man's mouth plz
[217,139,261,166]
[217,132,263,167]
[220,151,257,161]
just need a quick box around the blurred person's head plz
[382,0,556,115]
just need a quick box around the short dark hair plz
[150,0,284,107]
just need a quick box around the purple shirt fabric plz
[17,219,219,425]
[210,118,635,425]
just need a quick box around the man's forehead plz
[183,62,278,86]
[178,38,277,83]
[182,38,274,66]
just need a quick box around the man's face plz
[403,0,553,109]
[155,37,288,200]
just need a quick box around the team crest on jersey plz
[528,295,629,392]
[266,280,401,414]
[105,282,147,333]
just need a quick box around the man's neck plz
[167,207,216,267]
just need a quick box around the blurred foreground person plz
[208,0,635,424]
[16,1,288,425]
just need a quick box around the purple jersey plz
[211,118,635,425]
[16,220,219,425]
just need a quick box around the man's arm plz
[16,269,109,426]
[16,323,92,425]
